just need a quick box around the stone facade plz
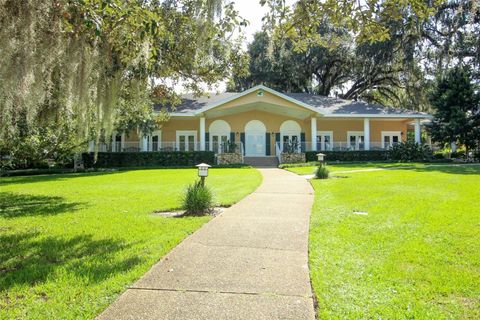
[281,153,306,164]
[216,153,243,165]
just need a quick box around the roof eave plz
[323,113,433,119]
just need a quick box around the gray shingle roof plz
[155,92,237,113]
[157,90,427,116]
[283,93,425,116]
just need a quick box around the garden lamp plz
[316,153,326,163]
[196,163,211,186]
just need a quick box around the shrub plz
[433,152,446,160]
[82,151,215,168]
[388,141,433,161]
[315,164,330,179]
[221,140,238,153]
[182,180,214,215]
[474,150,480,161]
[306,150,388,162]
[450,151,464,159]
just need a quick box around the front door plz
[246,133,265,156]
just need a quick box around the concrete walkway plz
[98,169,315,320]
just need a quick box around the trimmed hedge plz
[306,150,388,162]
[82,151,215,168]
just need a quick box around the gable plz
[211,90,313,114]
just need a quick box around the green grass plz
[0,168,262,319]
[309,165,480,318]
[285,162,427,175]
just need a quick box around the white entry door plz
[246,133,265,156]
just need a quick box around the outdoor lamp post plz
[196,163,211,186]
[316,153,326,165]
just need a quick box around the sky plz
[234,0,270,44]
[234,0,297,44]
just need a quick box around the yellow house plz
[95,85,431,164]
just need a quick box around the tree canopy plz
[230,0,480,112]
[0,0,246,146]
[427,66,480,153]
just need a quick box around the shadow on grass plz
[0,171,123,186]
[0,193,84,219]
[0,231,143,289]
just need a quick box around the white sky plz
[234,0,270,44]
[235,0,297,44]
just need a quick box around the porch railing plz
[93,140,433,154]
[275,141,433,153]
[91,141,243,154]
[216,141,243,155]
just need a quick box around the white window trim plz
[149,130,162,151]
[112,132,125,152]
[209,120,231,153]
[176,130,197,151]
[210,134,230,153]
[347,131,364,137]
[280,132,301,150]
[280,120,301,151]
[317,131,333,151]
[347,131,364,150]
[381,131,402,149]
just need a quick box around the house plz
[91,85,431,164]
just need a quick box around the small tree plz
[427,67,480,157]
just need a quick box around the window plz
[176,131,197,151]
[112,133,123,152]
[347,131,364,150]
[280,120,301,152]
[150,131,161,151]
[209,120,231,154]
[316,131,333,151]
[282,134,299,152]
[382,131,401,149]
[212,134,229,153]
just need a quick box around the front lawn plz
[309,165,480,318]
[0,168,262,319]
[284,161,423,175]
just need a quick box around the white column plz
[88,140,95,152]
[199,117,206,151]
[414,118,421,144]
[121,132,125,151]
[364,118,370,150]
[141,134,149,151]
[111,133,116,152]
[311,117,317,151]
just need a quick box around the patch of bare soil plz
[151,207,225,218]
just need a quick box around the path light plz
[196,163,211,186]
[316,153,326,164]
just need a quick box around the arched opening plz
[245,120,267,156]
[209,120,231,153]
[280,120,301,152]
